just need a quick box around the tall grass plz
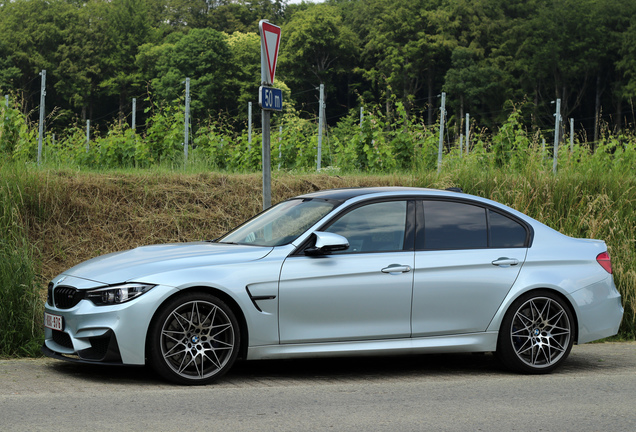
[0,162,44,357]
[0,112,635,357]
[424,160,636,338]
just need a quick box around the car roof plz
[296,186,450,201]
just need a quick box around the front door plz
[278,200,415,343]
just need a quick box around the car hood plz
[60,242,273,286]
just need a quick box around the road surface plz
[1,342,635,431]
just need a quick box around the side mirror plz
[305,232,349,256]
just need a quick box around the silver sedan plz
[43,187,623,384]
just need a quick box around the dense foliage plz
[2,93,635,175]
[1,0,636,143]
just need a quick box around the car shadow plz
[228,352,509,381]
[46,352,506,386]
[46,347,620,386]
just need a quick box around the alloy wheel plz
[159,299,236,381]
[509,296,571,368]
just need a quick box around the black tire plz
[496,290,574,374]
[147,292,240,385]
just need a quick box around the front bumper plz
[42,329,124,365]
[43,284,175,365]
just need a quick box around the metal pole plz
[317,84,324,171]
[278,125,282,170]
[37,70,46,164]
[86,120,90,152]
[570,118,574,152]
[259,19,281,209]
[262,109,271,209]
[184,78,190,162]
[437,92,446,173]
[465,113,470,155]
[248,102,252,149]
[132,98,136,132]
[459,135,463,158]
[360,106,364,128]
[552,98,561,174]
[260,22,271,210]
[4,95,8,108]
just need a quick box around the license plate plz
[44,312,64,331]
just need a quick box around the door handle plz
[492,258,520,267]
[381,265,412,274]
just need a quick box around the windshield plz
[217,198,337,247]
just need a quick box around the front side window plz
[325,201,408,253]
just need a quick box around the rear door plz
[411,200,529,337]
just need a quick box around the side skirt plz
[246,332,499,360]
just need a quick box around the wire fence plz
[2,71,636,173]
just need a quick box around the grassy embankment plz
[1,162,634,357]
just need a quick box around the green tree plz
[614,1,636,133]
[209,3,255,33]
[443,46,505,131]
[163,0,211,29]
[279,3,357,116]
[53,1,102,123]
[226,32,261,113]
[362,0,452,122]
[207,1,287,34]
[496,0,613,128]
[137,28,234,116]
[96,0,156,122]
[0,40,21,91]
[0,0,66,117]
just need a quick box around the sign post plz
[37,70,46,165]
[259,20,282,210]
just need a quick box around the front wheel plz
[147,292,240,385]
[497,291,574,374]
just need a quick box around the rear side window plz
[417,200,528,250]
[488,210,527,248]
[419,201,487,250]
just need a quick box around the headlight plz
[86,283,155,306]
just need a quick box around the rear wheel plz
[497,291,574,374]
[147,292,240,385]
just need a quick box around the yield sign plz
[259,20,281,85]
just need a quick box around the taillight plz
[597,252,612,274]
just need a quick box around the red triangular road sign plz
[259,21,281,85]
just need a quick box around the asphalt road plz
[1,342,635,431]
